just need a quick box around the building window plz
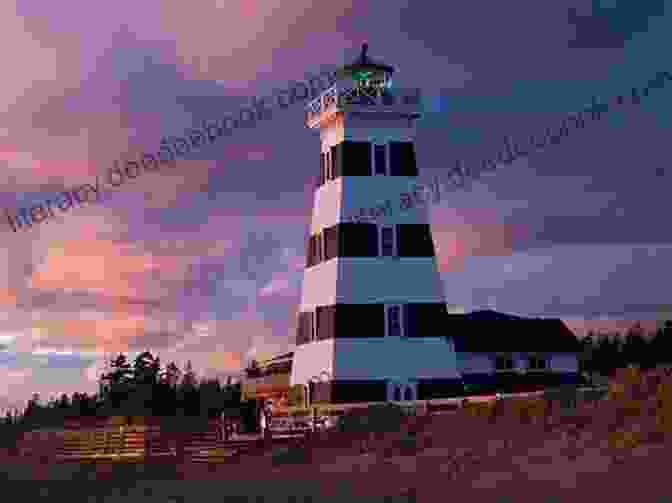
[393,385,402,401]
[386,305,403,337]
[528,355,547,370]
[374,144,387,175]
[495,354,514,371]
[381,226,396,257]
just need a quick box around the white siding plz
[340,176,436,226]
[299,258,445,310]
[335,258,445,305]
[299,260,339,310]
[331,338,460,381]
[311,180,344,235]
[459,352,579,375]
[457,352,493,374]
[290,339,336,386]
[550,353,578,372]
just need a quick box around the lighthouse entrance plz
[387,379,417,402]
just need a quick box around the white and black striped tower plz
[291,44,462,405]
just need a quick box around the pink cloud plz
[0,288,18,307]
[28,236,193,303]
[433,222,520,272]
[154,0,356,83]
[563,318,659,339]
[30,314,147,355]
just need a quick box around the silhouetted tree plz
[130,351,160,415]
[622,324,649,368]
[160,361,181,388]
[100,353,133,412]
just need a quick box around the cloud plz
[431,208,527,273]
[567,0,666,49]
[442,243,672,320]
[154,0,356,84]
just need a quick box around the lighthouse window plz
[323,226,339,261]
[374,144,387,175]
[397,224,435,257]
[338,223,379,257]
[316,233,324,263]
[330,144,343,178]
[296,311,313,345]
[339,141,371,176]
[320,154,327,185]
[325,150,332,181]
[381,226,395,256]
[387,305,402,337]
[306,235,316,268]
[389,142,418,177]
[312,311,318,342]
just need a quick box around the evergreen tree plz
[178,361,199,420]
[161,361,182,388]
[579,332,596,374]
[181,361,198,388]
[100,353,133,412]
[649,324,672,367]
[131,350,159,416]
[622,324,649,368]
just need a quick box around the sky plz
[0,0,670,412]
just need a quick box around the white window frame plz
[379,225,397,257]
[385,304,404,337]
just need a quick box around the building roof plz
[335,43,396,80]
[461,310,526,321]
[448,311,580,353]
[259,352,294,365]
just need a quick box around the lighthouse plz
[290,44,463,405]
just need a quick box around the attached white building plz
[452,310,581,394]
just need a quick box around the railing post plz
[118,426,124,457]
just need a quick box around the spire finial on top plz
[361,43,368,60]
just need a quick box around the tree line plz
[0,351,244,443]
[578,321,672,377]
[1,321,670,441]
